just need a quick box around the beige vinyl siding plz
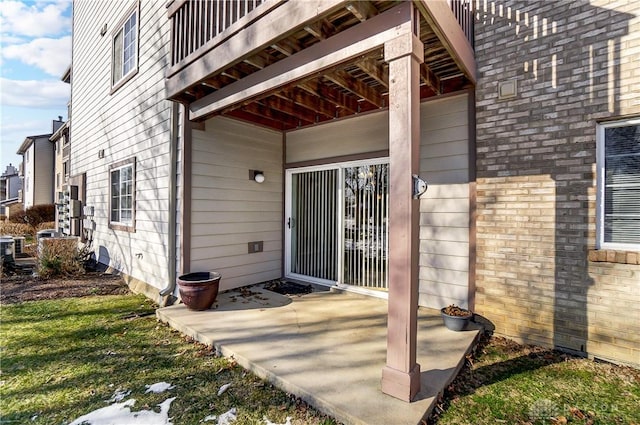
[286,93,470,308]
[71,0,173,292]
[22,144,35,209]
[34,139,55,205]
[418,94,470,309]
[191,117,283,291]
[286,112,388,163]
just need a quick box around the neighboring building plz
[51,66,77,235]
[69,0,638,403]
[16,118,62,209]
[0,164,22,218]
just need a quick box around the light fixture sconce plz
[250,169,265,183]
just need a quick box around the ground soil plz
[0,271,131,304]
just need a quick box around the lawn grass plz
[431,336,640,425]
[0,294,337,425]
[3,294,639,425]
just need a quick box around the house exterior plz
[69,0,638,401]
[0,164,22,218]
[473,0,640,366]
[16,118,62,210]
[51,67,79,236]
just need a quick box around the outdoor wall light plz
[250,170,265,183]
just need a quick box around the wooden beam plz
[225,109,289,130]
[281,87,338,119]
[304,20,327,39]
[263,95,318,124]
[325,68,384,107]
[240,102,303,128]
[415,0,476,84]
[299,80,360,114]
[345,1,376,22]
[419,63,441,94]
[356,56,388,89]
[189,2,414,120]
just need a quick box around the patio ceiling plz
[169,1,474,130]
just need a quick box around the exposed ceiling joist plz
[280,87,339,119]
[325,69,383,108]
[355,56,388,89]
[346,2,377,22]
[419,63,441,95]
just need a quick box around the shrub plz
[25,204,55,227]
[37,237,84,278]
[8,204,55,228]
[36,222,57,232]
[0,222,33,237]
[8,210,27,225]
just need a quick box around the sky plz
[0,0,72,170]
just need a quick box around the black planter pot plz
[177,271,221,311]
[440,308,473,331]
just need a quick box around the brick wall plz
[474,0,640,365]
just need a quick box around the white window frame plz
[109,158,136,232]
[111,3,139,91]
[596,119,640,251]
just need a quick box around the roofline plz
[16,134,52,154]
[61,65,71,83]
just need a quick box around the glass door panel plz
[342,163,389,290]
[289,169,338,281]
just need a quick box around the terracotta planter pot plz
[440,308,473,331]
[177,271,221,311]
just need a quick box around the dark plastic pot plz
[440,308,473,331]
[177,271,221,311]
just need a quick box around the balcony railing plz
[448,0,474,47]
[167,0,272,74]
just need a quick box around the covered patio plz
[166,0,477,403]
[157,287,480,425]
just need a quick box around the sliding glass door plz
[285,159,389,292]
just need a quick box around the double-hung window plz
[112,6,138,89]
[110,158,135,231]
[596,120,640,250]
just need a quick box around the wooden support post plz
[381,30,424,402]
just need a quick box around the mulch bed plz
[0,271,131,304]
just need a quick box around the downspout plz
[159,101,179,304]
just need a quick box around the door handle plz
[287,217,295,229]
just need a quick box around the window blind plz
[604,125,640,245]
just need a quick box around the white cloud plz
[2,36,71,77]
[0,78,70,108]
[0,1,71,38]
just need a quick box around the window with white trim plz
[596,120,640,250]
[111,7,138,88]
[110,159,135,230]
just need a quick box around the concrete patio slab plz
[157,287,480,425]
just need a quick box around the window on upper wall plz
[596,120,640,250]
[111,5,138,90]
[109,158,136,232]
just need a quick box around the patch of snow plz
[145,382,175,394]
[202,414,217,422]
[217,383,231,396]
[264,417,292,425]
[106,388,131,403]
[67,397,176,425]
[216,408,237,425]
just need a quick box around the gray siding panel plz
[71,0,173,291]
[190,117,283,291]
[286,93,471,309]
